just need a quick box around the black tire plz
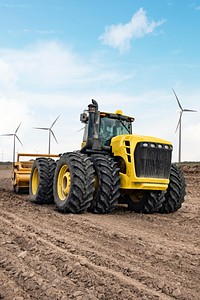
[89,154,120,214]
[53,152,95,213]
[124,190,165,213]
[158,164,186,213]
[29,158,56,204]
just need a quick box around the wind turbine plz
[34,116,60,154]
[172,89,197,162]
[0,123,23,163]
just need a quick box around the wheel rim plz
[32,168,39,195]
[57,165,71,201]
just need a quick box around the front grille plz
[134,142,172,179]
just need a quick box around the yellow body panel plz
[111,134,172,191]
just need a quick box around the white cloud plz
[99,8,165,53]
[0,41,132,91]
[183,123,200,161]
[0,41,92,89]
[0,60,17,89]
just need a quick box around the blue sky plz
[0,0,199,162]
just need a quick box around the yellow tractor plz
[29,100,186,213]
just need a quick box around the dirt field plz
[0,164,199,300]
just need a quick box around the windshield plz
[100,117,132,146]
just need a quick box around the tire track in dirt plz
[0,269,29,300]
[0,214,174,299]
[1,207,199,300]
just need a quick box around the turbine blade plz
[15,122,22,134]
[51,115,60,129]
[15,134,23,146]
[0,133,14,136]
[34,127,49,130]
[183,109,197,112]
[172,88,183,111]
[175,112,182,133]
[50,129,58,144]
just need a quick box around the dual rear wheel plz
[29,152,121,214]
[29,157,56,204]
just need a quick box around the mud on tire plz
[158,164,186,213]
[29,158,56,204]
[89,154,120,214]
[53,152,95,213]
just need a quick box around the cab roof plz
[100,111,135,122]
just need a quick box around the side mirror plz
[80,112,88,123]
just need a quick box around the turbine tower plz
[172,89,197,162]
[34,116,59,154]
[0,123,23,163]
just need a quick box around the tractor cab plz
[80,100,134,151]
[99,112,133,146]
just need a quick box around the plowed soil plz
[0,164,199,300]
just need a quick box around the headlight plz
[142,143,148,147]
